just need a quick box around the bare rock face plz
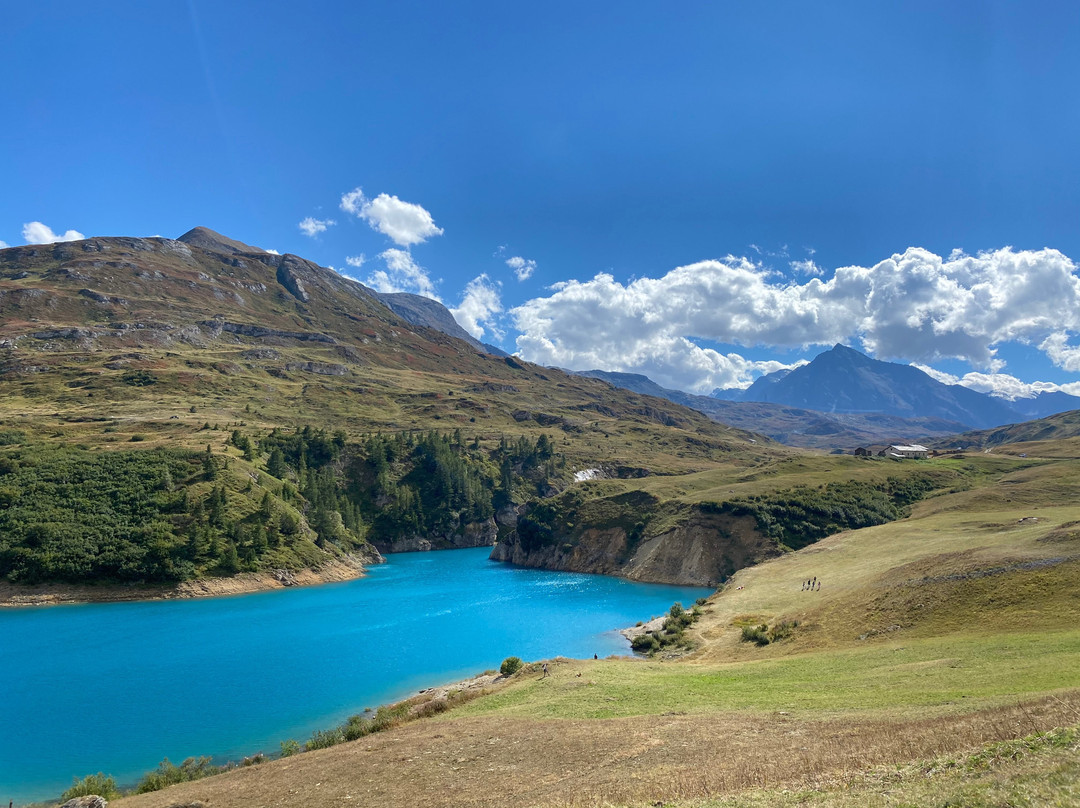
[372,517,498,554]
[276,256,311,302]
[59,796,108,808]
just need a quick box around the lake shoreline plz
[0,556,369,608]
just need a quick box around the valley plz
[2,231,1078,807]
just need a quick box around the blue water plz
[0,549,710,804]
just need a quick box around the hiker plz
[542,662,549,678]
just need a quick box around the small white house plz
[888,444,929,459]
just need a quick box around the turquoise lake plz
[0,548,711,804]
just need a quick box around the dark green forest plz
[0,427,563,585]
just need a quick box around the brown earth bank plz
[490,510,775,587]
[0,555,373,608]
[113,688,1080,808]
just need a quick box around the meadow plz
[108,447,1080,808]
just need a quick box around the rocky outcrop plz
[59,796,108,808]
[490,507,778,587]
[276,255,311,303]
[199,320,337,343]
[285,361,349,376]
[372,518,497,555]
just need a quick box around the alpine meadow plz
[2,3,1080,807]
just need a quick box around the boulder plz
[59,797,108,808]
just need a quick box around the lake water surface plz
[0,548,710,804]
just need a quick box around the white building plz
[888,444,929,459]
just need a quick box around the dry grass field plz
[111,448,1080,808]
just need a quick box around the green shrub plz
[500,656,524,675]
[305,727,345,751]
[61,772,121,801]
[631,633,660,653]
[740,620,799,646]
[741,624,771,646]
[279,739,301,757]
[135,756,224,793]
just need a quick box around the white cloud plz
[510,247,1080,393]
[298,217,335,237]
[506,255,536,281]
[911,363,1067,401]
[0,239,8,249]
[340,188,366,216]
[339,187,443,247]
[365,248,440,300]
[265,248,281,255]
[22,221,85,244]
[1039,332,1080,373]
[790,258,823,276]
[450,275,503,341]
[345,254,367,268]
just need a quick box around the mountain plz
[932,408,1080,451]
[575,368,970,449]
[374,291,507,356]
[0,227,785,598]
[711,344,1079,430]
[1011,390,1080,421]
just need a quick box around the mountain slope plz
[713,344,1050,429]
[0,227,786,596]
[374,290,507,356]
[575,368,971,449]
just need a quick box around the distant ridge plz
[376,292,508,356]
[711,344,1080,430]
[572,368,971,449]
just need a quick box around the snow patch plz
[574,468,602,482]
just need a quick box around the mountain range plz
[575,345,1080,449]
[710,344,1079,430]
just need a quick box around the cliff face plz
[372,517,497,555]
[490,507,779,586]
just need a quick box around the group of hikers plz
[802,576,821,591]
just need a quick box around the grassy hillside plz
[0,233,780,591]
[108,448,1080,808]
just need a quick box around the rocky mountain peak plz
[177,226,264,255]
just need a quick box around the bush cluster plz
[740,619,799,646]
[709,474,943,551]
[631,601,702,656]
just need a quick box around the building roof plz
[890,444,929,452]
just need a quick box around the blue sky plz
[3,1,1079,396]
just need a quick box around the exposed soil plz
[113,688,1080,808]
[0,557,368,608]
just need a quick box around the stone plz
[59,796,108,808]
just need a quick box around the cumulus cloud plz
[911,363,1068,401]
[0,239,8,249]
[364,248,440,300]
[450,275,503,341]
[265,248,281,255]
[790,258,823,276]
[22,221,85,244]
[1039,332,1080,373]
[339,187,443,247]
[345,254,366,268]
[298,217,335,237]
[506,255,536,281]
[511,246,1080,393]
